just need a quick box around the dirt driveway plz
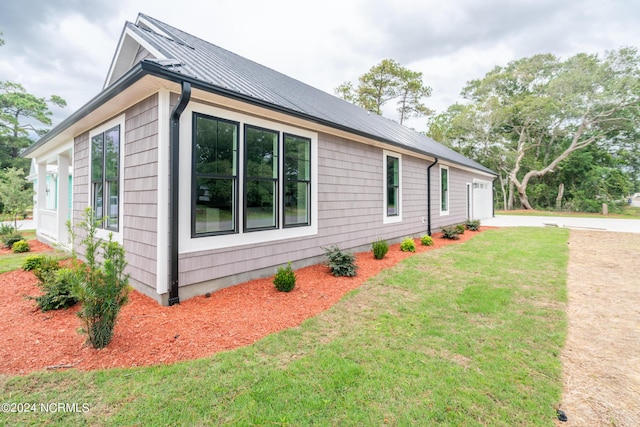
[559,230,640,426]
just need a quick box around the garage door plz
[473,180,493,220]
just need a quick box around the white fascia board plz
[104,27,167,89]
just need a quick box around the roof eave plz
[22,62,149,158]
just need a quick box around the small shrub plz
[420,235,434,246]
[11,239,30,253]
[455,224,466,234]
[0,223,16,236]
[371,238,389,260]
[22,255,49,271]
[400,237,416,252]
[465,219,481,231]
[32,267,79,311]
[2,233,23,249]
[323,245,358,277]
[32,256,61,283]
[274,263,296,292]
[441,226,461,240]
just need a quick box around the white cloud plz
[0,0,638,133]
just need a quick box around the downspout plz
[168,81,191,306]
[426,157,439,236]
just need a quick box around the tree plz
[430,47,640,210]
[0,81,67,138]
[0,167,33,227]
[335,59,433,124]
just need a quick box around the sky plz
[0,0,638,134]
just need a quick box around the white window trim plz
[178,101,318,253]
[87,115,125,244]
[383,150,402,224]
[440,165,450,216]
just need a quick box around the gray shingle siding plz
[176,130,486,292]
[122,94,159,295]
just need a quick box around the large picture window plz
[284,134,311,227]
[186,105,316,247]
[441,165,449,214]
[192,113,239,236]
[244,125,278,231]
[91,125,120,231]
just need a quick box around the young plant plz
[27,256,77,312]
[74,208,130,349]
[420,235,434,246]
[455,224,466,234]
[441,226,461,240]
[465,219,481,231]
[22,254,49,271]
[32,267,79,311]
[0,223,16,237]
[371,238,389,260]
[31,256,61,283]
[400,237,416,252]
[273,262,296,292]
[2,232,23,249]
[323,245,358,277]
[11,239,30,253]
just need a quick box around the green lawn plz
[0,227,569,426]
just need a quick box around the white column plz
[36,162,47,233]
[57,154,70,246]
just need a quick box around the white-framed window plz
[181,102,318,252]
[440,165,449,215]
[383,150,402,224]
[89,115,125,240]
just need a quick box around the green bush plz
[455,224,466,234]
[465,219,481,231]
[11,239,30,253]
[323,245,358,277]
[420,235,434,246]
[400,237,416,252]
[32,256,61,283]
[273,262,296,292]
[2,232,23,249]
[371,238,389,260]
[33,267,79,311]
[22,255,49,271]
[74,208,131,349]
[441,226,461,240]
[0,223,16,236]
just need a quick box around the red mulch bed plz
[0,229,487,375]
[0,239,53,256]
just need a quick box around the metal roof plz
[27,13,495,176]
[131,14,495,175]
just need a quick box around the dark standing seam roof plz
[132,14,495,175]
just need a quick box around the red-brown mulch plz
[0,229,487,375]
[0,240,54,256]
